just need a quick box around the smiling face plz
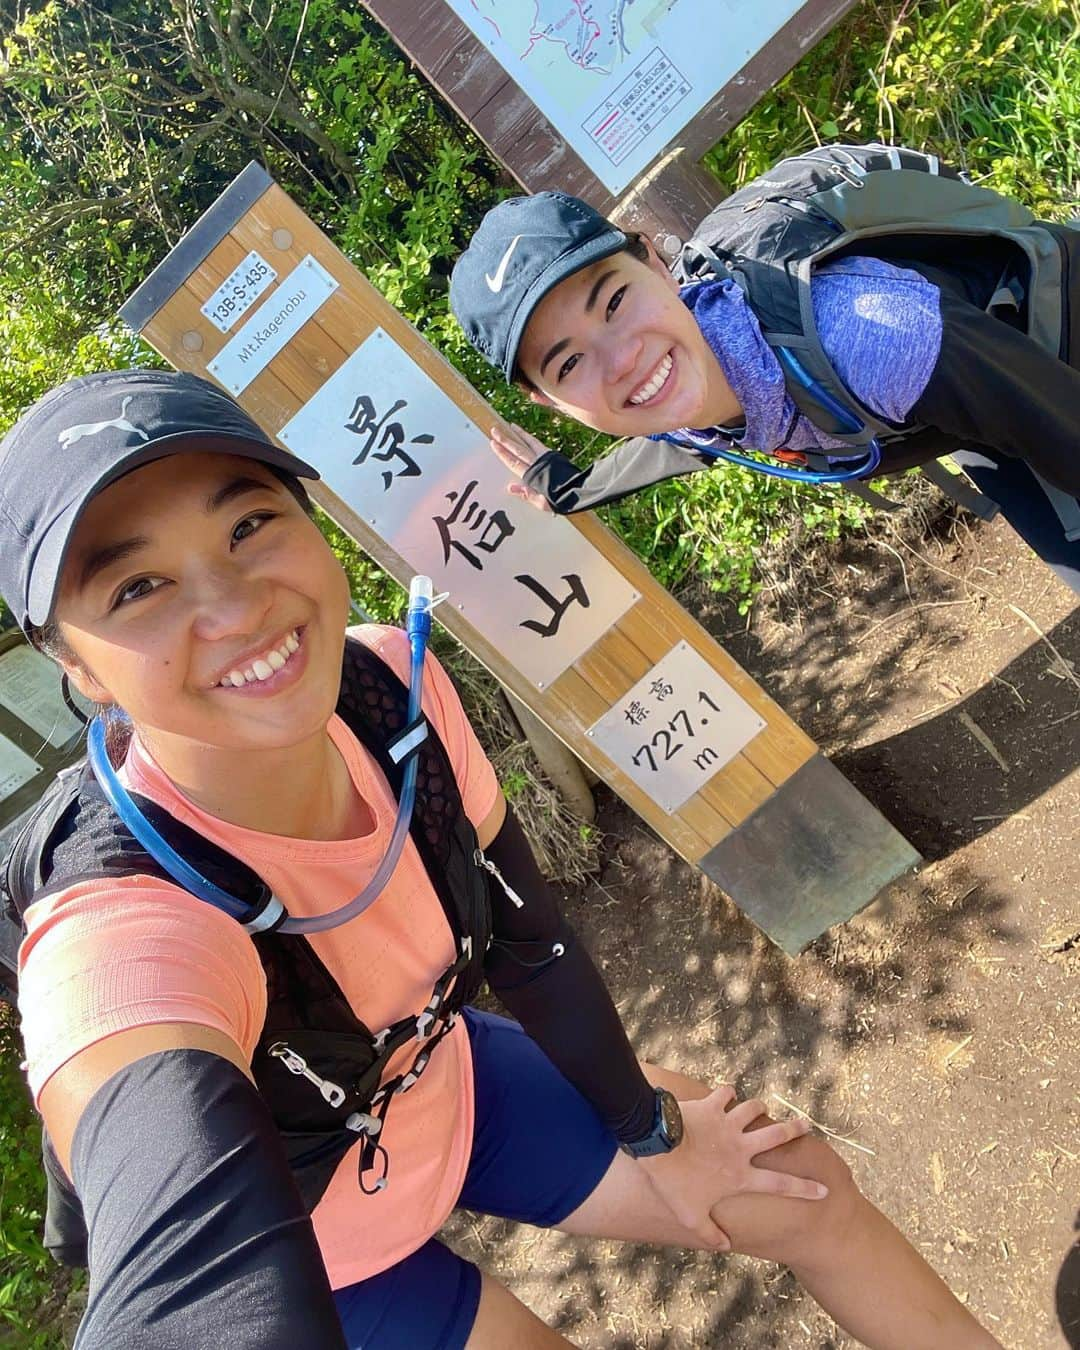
[515,240,741,437]
[52,452,350,766]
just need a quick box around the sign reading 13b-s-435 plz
[279,330,638,689]
[200,249,277,333]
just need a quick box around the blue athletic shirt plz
[678,256,943,452]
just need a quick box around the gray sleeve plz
[70,1049,346,1350]
[522,438,716,514]
[482,809,656,1144]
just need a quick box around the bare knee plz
[739,1133,862,1269]
[766,1139,858,1263]
[644,1074,865,1269]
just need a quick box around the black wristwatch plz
[618,1087,684,1158]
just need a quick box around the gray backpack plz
[674,142,1077,528]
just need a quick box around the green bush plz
[704,0,1080,214]
[0,1012,72,1348]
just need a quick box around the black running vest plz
[4,636,494,1257]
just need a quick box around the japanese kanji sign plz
[587,641,766,813]
[278,330,637,688]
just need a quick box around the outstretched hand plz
[639,1085,827,1250]
[489,423,553,512]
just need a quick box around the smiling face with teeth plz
[53,451,351,782]
[515,238,742,439]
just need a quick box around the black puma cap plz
[0,368,318,632]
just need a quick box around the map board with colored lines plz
[444,0,806,192]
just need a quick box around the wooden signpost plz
[0,626,88,985]
[359,0,860,244]
[119,163,918,953]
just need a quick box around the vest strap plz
[920,459,1001,522]
[1031,471,1080,541]
[844,479,903,511]
[386,715,428,765]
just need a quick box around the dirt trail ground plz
[448,503,1079,1350]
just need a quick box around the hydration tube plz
[87,575,437,935]
[653,347,882,484]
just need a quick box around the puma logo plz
[485,235,523,293]
[57,397,150,450]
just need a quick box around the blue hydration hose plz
[87,575,436,935]
[653,347,882,484]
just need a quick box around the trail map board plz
[442,0,806,193]
[361,0,859,234]
[119,163,918,952]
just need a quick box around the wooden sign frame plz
[119,163,918,952]
[360,0,860,240]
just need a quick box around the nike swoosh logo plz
[485,235,523,293]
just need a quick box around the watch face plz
[658,1090,684,1147]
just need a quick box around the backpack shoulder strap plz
[676,141,1065,451]
[9,637,490,993]
[335,634,491,1002]
[2,763,85,922]
[5,757,273,928]
[698,253,896,448]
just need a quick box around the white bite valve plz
[408,575,434,611]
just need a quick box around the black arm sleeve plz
[482,808,655,1144]
[522,437,716,514]
[70,1050,347,1350]
[911,288,1080,497]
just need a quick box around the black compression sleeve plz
[522,438,714,514]
[482,808,655,1144]
[70,1050,346,1350]
[911,289,1080,497]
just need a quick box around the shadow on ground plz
[450,825,1022,1347]
[447,506,1079,1348]
[1058,1220,1080,1349]
[704,522,1079,863]
[834,610,1078,860]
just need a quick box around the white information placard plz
[208,255,338,395]
[443,0,805,193]
[0,734,42,802]
[279,330,638,687]
[586,640,766,812]
[0,644,84,747]
[200,250,277,333]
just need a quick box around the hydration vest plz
[669,141,1078,526]
[1,635,495,1261]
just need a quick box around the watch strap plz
[618,1088,677,1159]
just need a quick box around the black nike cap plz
[0,368,318,633]
[450,192,627,381]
